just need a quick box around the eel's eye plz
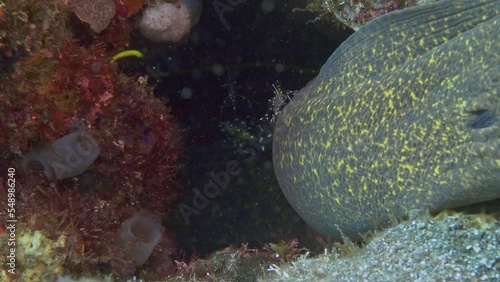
[470,110,496,129]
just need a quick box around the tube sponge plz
[137,0,202,42]
[21,131,101,180]
[116,211,166,266]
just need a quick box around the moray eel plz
[273,0,500,241]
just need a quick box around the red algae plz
[173,240,309,281]
[114,0,146,18]
[0,0,180,279]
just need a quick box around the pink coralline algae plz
[70,0,116,32]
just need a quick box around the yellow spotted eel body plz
[273,0,500,240]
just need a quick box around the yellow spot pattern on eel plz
[272,0,500,240]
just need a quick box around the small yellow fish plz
[111,49,144,62]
